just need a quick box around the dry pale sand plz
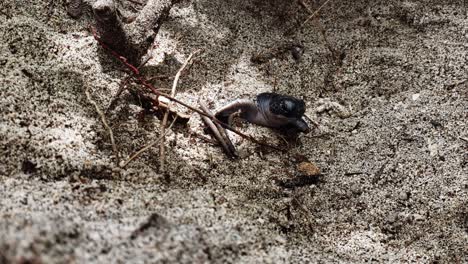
[0,0,467,263]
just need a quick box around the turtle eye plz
[280,99,305,118]
[281,100,295,114]
[281,98,305,118]
[268,94,306,118]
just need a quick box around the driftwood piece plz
[128,0,175,56]
[92,0,138,63]
[92,0,177,65]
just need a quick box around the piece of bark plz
[92,0,178,65]
[92,0,140,63]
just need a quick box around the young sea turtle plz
[201,93,310,157]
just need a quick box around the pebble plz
[290,45,304,61]
[297,162,320,176]
[386,213,398,224]
[398,191,409,201]
[350,184,362,195]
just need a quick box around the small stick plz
[212,116,237,156]
[147,74,170,81]
[298,0,313,13]
[299,0,339,61]
[199,103,237,157]
[200,105,233,157]
[300,0,334,28]
[192,132,219,145]
[344,172,367,176]
[303,114,320,128]
[121,116,178,167]
[106,75,133,113]
[447,79,468,88]
[200,103,284,152]
[372,161,389,184]
[106,51,154,113]
[84,82,118,158]
[159,50,200,172]
[127,0,143,5]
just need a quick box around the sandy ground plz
[1,0,467,263]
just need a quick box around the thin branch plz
[106,51,155,113]
[106,75,133,113]
[120,116,178,167]
[299,0,339,61]
[127,0,143,5]
[191,131,219,145]
[344,172,367,176]
[170,52,200,96]
[199,103,237,157]
[298,0,313,13]
[84,81,118,158]
[159,50,200,172]
[300,0,334,28]
[128,0,177,62]
[198,104,285,152]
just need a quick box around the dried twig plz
[344,172,367,176]
[300,0,334,28]
[299,0,339,61]
[106,50,155,113]
[199,102,284,152]
[446,79,468,89]
[372,160,389,184]
[159,50,200,172]
[84,81,118,158]
[127,0,143,5]
[106,75,133,113]
[199,103,237,157]
[120,117,178,167]
[191,132,218,145]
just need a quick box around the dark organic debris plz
[290,44,305,61]
[251,43,305,64]
[130,213,171,240]
[21,160,37,174]
[67,0,83,19]
[277,174,321,188]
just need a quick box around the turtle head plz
[269,94,306,119]
[256,93,310,133]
